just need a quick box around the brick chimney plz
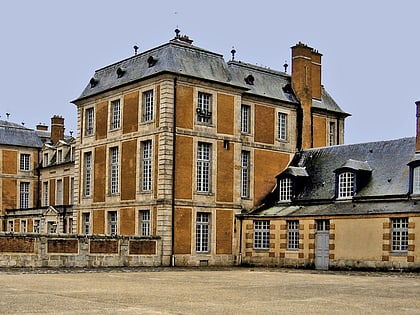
[291,42,322,150]
[51,115,65,144]
[36,124,48,131]
[416,101,420,152]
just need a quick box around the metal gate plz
[315,220,330,270]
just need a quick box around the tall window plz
[21,220,27,233]
[70,177,74,204]
[279,177,293,202]
[329,122,336,146]
[43,181,49,206]
[278,112,287,141]
[56,179,63,205]
[338,172,354,199]
[412,167,420,194]
[84,152,92,197]
[141,140,152,192]
[253,220,270,249]
[43,153,49,167]
[197,142,211,192]
[142,90,154,122]
[20,154,30,171]
[108,211,118,235]
[241,105,251,134]
[85,107,94,136]
[241,151,250,198]
[33,220,40,233]
[391,218,408,252]
[197,92,212,124]
[110,147,119,194]
[139,210,151,236]
[57,150,63,163]
[82,213,90,234]
[20,182,30,209]
[287,220,299,250]
[196,212,210,253]
[9,221,14,232]
[110,99,121,130]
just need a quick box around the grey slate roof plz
[73,38,347,116]
[0,120,43,148]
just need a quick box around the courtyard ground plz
[0,267,419,314]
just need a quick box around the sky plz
[0,0,419,145]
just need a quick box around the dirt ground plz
[0,267,419,314]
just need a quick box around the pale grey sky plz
[1,0,419,144]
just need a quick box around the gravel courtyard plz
[0,268,418,314]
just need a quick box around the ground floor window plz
[287,220,299,250]
[391,218,408,253]
[253,220,270,249]
[196,212,210,253]
[139,210,151,236]
[108,211,118,235]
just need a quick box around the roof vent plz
[116,67,126,78]
[90,77,99,88]
[245,74,254,85]
[147,56,158,67]
[282,83,293,94]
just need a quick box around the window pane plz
[110,147,119,194]
[197,92,212,124]
[141,140,152,191]
[338,172,354,199]
[279,177,292,201]
[241,151,250,198]
[391,218,408,252]
[287,220,299,250]
[413,167,420,194]
[241,105,250,133]
[143,90,154,122]
[253,220,270,249]
[197,142,211,192]
[111,99,121,129]
[278,112,287,140]
[196,212,210,252]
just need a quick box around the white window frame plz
[279,177,293,202]
[43,153,49,167]
[82,213,90,235]
[412,166,420,194]
[57,149,63,164]
[141,140,152,192]
[338,171,355,199]
[20,153,30,171]
[20,182,30,209]
[56,179,63,205]
[277,112,288,141]
[196,92,212,124]
[108,211,118,235]
[253,220,270,249]
[9,220,14,232]
[139,210,151,236]
[20,220,27,233]
[142,90,154,122]
[241,151,250,198]
[287,220,299,250]
[84,152,92,197]
[85,107,94,136]
[196,212,210,253]
[196,142,211,193]
[110,147,119,194]
[43,181,49,206]
[33,220,40,233]
[391,218,408,253]
[241,104,251,134]
[110,99,121,130]
[329,121,336,146]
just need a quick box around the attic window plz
[279,177,293,202]
[337,171,355,199]
[116,67,126,78]
[245,74,255,85]
[90,77,98,88]
[147,56,158,67]
[282,83,293,94]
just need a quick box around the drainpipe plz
[171,77,177,267]
[238,214,243,265]
[36,148,42,208]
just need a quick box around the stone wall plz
[0,233,162,268]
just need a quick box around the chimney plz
[51,115,65,144]
[416,101,420,152]
[291,42,323,150]
[36,124,48,131]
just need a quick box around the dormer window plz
[276,166,309,203]
[408,158,420,195]
[334,159,372,200]
[337,171,355,199]
[413,166,420,194]
[279,177,293,202]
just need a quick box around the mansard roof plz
[0,120,43,148]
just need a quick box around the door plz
[315,220,330,270]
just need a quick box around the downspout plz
[238,214,243,265]
[36,148,42,208]
[171,77,177,267]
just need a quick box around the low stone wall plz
[0,233,162,268]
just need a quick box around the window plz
[197,92,212,124]
[277,112,287,141]
[48,221,57,234]
[33,220,40,233]
[20,154,30,171]
[329,122,336,146]
[57,150,63,163]
[8,221,14,232]
[43,181,49,206]
[85,107,94,136]
[108,211,118,235]
[56,179,63,205]
[139,210,151,236]
[84,152,92,197]
[196,212,210,253]
[141,140,152,192]
[338,172,355,199]
[197,142,211,193]
[70,177,74,204]
[412,166,420,194]
[279,177,293,202]
[82,213,90,234]
[20,220,27,233]
[253,220,270,249]
[241,151,250,198]
[287,220,299,250]
[241,105,251,134]
[391,218,408,253]
[110,147,119,194]
[43,153,49,167]
[316,220,330,232]
[110,99,121,130]
[20,182,30,209]
[142,90,154,122]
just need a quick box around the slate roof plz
[73,38,347,116]
[0,120,43,148]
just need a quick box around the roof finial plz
[283,61,288,73]
[6,113,10,120]
[175,28,180,39]
[133,45,139,55]
[231,47,236,61]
